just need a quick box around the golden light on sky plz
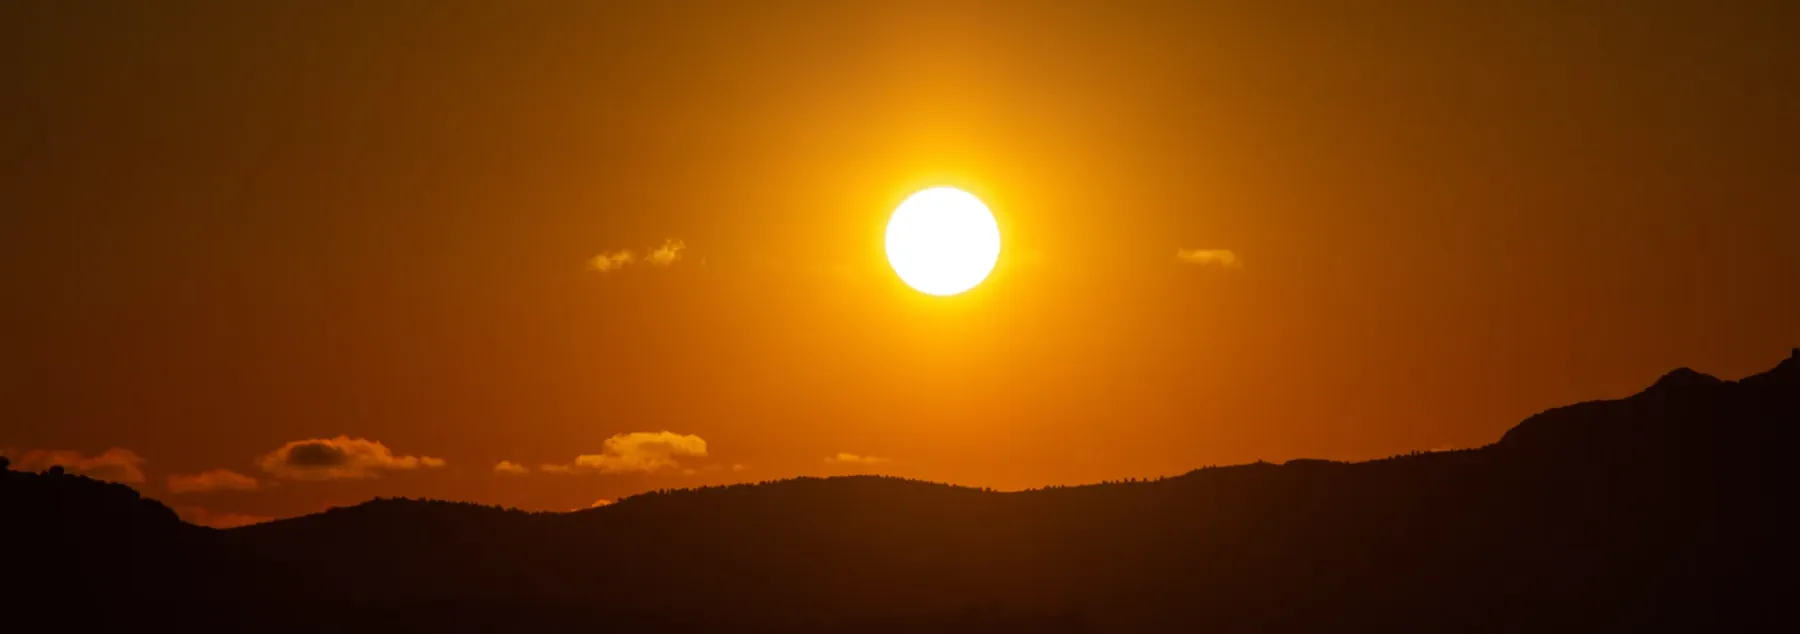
[4,1,1797,523]
[885,187,1002,296]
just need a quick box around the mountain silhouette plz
[5,350,1792,633]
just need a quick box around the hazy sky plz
[4,0,1797,524]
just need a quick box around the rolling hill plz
[5,349,1793,633]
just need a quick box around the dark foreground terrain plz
[7,351,1794,633]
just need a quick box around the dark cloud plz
[258,436,445,481]
[286,442,350,467]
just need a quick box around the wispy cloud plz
[167,468,259,494]
[541,431,708,475]
[1175,248,1242,269]
[174,505,273,529]
[644,239,686,266]
[256,436,445,481]
[588,250,636,272]
[570,498,615,512]
[587,239,688,273]
[824,452,891,465]
[1,447,146,484]
[492,460,530,476]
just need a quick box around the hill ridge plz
[4,349,1791,633]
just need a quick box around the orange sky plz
[4,1,1797,524]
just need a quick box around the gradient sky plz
[4,0,1797,525]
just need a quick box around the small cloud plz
[167,469,259,494]
[645,239,686,266]
[492,460,530,476]
[731,463,747,472]
[588,250,636,272]
[1,447,146,483]
[1175,248,1242,269]
[680,468,697,476]
[587,239,689,273]
[174,505,273,529]
[541,431,708,475]
[824,452,891,465]
[256,436,445,481]
[589,499,613,508]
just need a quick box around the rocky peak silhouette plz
[1642,366,1724,395]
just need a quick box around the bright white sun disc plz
[885,187,1001,296]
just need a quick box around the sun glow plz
[884,187,1001,296]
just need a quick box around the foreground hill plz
[5,350,1793,633]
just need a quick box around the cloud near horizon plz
[167,468,259,493]
[1175,248,1242,269]
[824,452,891,465]
[588,239,687,273]
[174,505,273,529]
[492,460,530,476]
[1,447,146,483]
[257,436,445,481]
[541,431,708,475]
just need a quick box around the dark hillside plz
[6,350,1792,632]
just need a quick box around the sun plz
[885,187,1001,296]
